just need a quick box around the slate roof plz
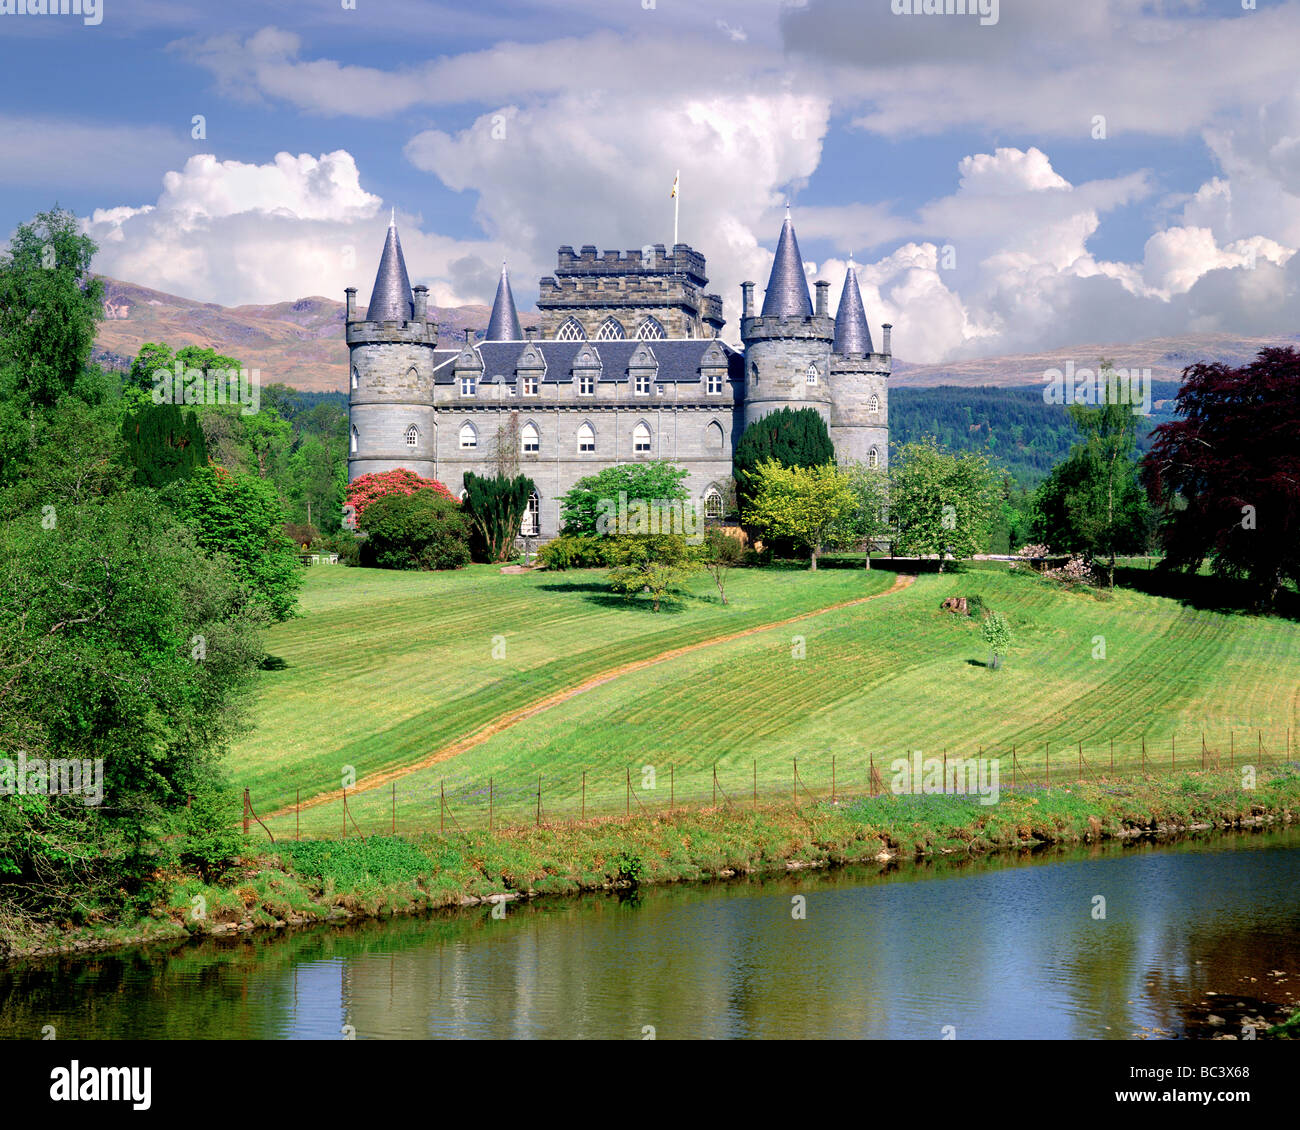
[761,212,813,318]
[366,218,414,322]
[833,263,873,355]
[484,264,523,341]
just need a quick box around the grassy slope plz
[248,564,1300,839]
[229,563,896,814]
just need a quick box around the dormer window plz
[635,372,651,395]
[522,375,539,395]
[707,372,724,394]
[579,374,595,395]
[460,376,477,396]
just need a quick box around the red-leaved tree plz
[1143,346,1300,609]
[346,469,458,522]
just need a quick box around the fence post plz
[1141,736,1146,773]
[869,753,875,797]
[243,787,250,836]
[1259,730,1264,768]
[942,748,947,794]
[1110,738,1114,774]
[832,755,837,803]
[1012,745,1017,788]
[582,771,586,822]
[537,774,542,826]
[440,780,445,834]
[753,759,757,810]
[392,780,396,835]
[1172,734,1175,772]
[296,787,300,842]
[342,788,346,839]
[489,777,493,832]
[1046,743,1050,787]
[626,767,630,817]
[1201,733,1206,771]
[1078,741,1082,782]
[1229,732,1233,770]
[793,758,798,804]
[669,765,673,811]
[713,764,717,807]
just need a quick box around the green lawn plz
[237,562,1300,841]
[230,562,896,817]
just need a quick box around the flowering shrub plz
[1051,555,1096,585]
[1012,543,1051,570]
[346,469,457,522]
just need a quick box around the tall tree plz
[1143,346,1300,608]
[890,437,997,572]
[833,460,892,567]
[461,471,535,562]
[733,407,835,518]
[744,459,859,570]
[120,402,208,489]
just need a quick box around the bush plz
[312,529,361,566]
[358,491,470,571]
[537,534,615,570]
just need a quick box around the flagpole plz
[673,169,679,247]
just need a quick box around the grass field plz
[233,561,1300,841]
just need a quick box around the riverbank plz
[4,767,1298,966]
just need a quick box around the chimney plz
[413,284,428,322]
[345,287,357,322]
[815,280,830,317]
[882,323,893,356]
[525,326,539,342]
[741,281,755,320]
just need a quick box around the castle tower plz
[485,262,523,341]
[740,208,835,436]
[347,212,440,483]
[536,244,724,340]
[828,259,891,469]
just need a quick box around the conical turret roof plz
[761,207,813,318]
[485,263,523,341]
[833,261,873,355]
[366,211,414,322]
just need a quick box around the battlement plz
[830,352,892,373]
[346,319,438,346]
[554,243,709,286]
[741,314,835,343]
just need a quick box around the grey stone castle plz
[347,210,891,539]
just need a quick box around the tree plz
[833,460,891,567]
[177,465,303,622]
[606,535,697,611]
[358,490,471,571]
[346,468,458,523]
[461,471,535,562]
[560,461,690,536]
[120,402,208,489]
[745,459,860,570]
[733,407,835,518]
[981,611,1011,670]
[1035,388,1151,587]
[1143,347,1300,609]
[889,437,997,572]
[697,529,745,604]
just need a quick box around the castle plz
[346,210,891,540]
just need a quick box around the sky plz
[2,0,1299,362]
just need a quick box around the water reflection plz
[2,829,1297,1040]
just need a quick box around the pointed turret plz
[761,205,813,318]
[833,259,873,356]
[485,262,523,341]
[366,211,414,322]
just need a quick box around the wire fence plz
[241,728,1297,843]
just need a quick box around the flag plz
[670,171,678,199]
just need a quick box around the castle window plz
[868,447,880,469]
[749,363,758,385]
[460,376,477,396]
[706,421,724,451]
[577,422,596,453]
[806,364,819,386]
[633,422,651,454]
[522,375,539,396]
[704,488,723,519]
[634,372,652,395]
[350,367,359,391]
[350,425,358,454]
[405,424,419,447]
[556,318,585,341]
[636,317,666,340]
[706,371,724,394]
[521,422,540,454]
[595,317,626,341]
[869,394,880,413]
[521,490,540,536]
[459,422,477,450]
[579,374,595,395]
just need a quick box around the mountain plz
[92,276,1294,393]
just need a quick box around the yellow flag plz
[670,172,678,199]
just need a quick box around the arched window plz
[868,447,880,469]
[350,425,358,453]
[806,363,819,386]
[459,422,477,450]
[556,317,586,341]
[350,367,359,391]
[704,488,723,519]
[749,362,758,385]
[405,424,419,447]
[521,490,541,536]
[869,394,880,413]
[633,422,651,454]
[577,422,596,453]
[521,422,540,453]
[705,420,724,451]
[636,317,666,340]
[595,317,626,341]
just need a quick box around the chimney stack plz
[413,284,428,323]
[882,323,893,356]
[741,281,755,320]
[525,326,539,342]
[815,280,830,317]
[345,287,357,322]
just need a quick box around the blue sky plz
[2,0,1298,361]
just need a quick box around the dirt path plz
[270,573,918,817]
